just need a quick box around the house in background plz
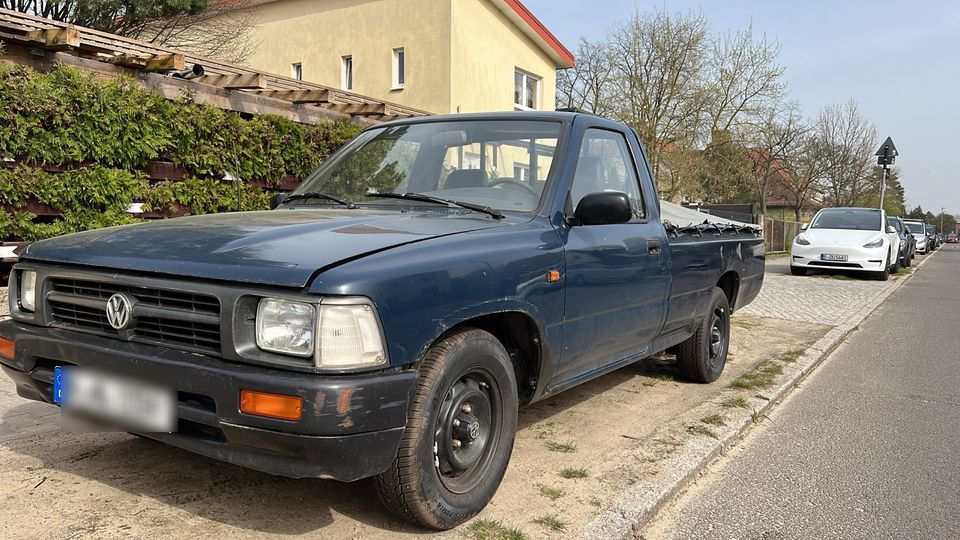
[237,0,574,114]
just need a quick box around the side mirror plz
[270,192,288,209]
[800,223,809,231]
[887,226,896,234]
[572,192,632,226]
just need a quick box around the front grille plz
[46,277,222,355]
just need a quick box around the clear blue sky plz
[524,0,960,216]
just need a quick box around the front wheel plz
[676,287,730,383]
[375,328,519,530]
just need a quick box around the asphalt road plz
[645,244,960,539]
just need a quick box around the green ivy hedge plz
[0,56,363,241]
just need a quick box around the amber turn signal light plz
[240,389,303,421]
[0,337,13,360]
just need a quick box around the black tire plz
[790,265,807,276]
[875,252,890,281]
[676,287,730,383]
[890,256,900,275]
[374,328,519,530]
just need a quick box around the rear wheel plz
[790,265,807,276]
[676,287,730,383]
[374,328,518,530]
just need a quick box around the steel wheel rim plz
[434,367,501,494]
[709,306,727,368]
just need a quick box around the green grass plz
[466,519,527,540]
[589,497,602,508]
[532,515,568,533]
[536,483,565,500]
[559,467,588,479]
[779,348,805,363]
[730,369,777,390]
[759,361,784,375]
[766,251,791,260]
[641,379,658,387]
[544,441,577,453]
[751,407,770,424]
[686,424,717,438]
[812,272,852,280]
[700,413,726,426]
[721,396,750,409]
[655,373,678,382]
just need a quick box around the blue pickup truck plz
[1,112,763,529]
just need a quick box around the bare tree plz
[556,38,615,115]
[817,100,878,207]
[744,100,806,216]
[704,25,786,135]
[780,131,831,221]
[1,0,260,63]
[605,9,709,182]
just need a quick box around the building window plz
[291,62,302,81]
[514,69,540,111]
[392,47,405,89]
[342,55,353,90]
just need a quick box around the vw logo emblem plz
[105,294,133,330]
[469,421,480,440]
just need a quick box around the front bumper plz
[790,244,888,271]
[0,320,417,481]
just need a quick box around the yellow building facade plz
[240,0,573,114]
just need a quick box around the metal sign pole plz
[880,165,888,210]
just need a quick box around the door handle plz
[647,240,662,256]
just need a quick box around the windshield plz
[925,225,936,234]
[293,120,562,213]
[887,217,902,233]
[810,209,882,231]
[905,222,925,234]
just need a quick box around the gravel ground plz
[0,287,7,317]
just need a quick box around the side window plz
[569,129,645,219]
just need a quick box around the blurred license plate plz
[821,254,848,262]
[53,367,175,432]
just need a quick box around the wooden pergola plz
[0,8,431,126]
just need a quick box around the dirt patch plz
[0,316,829,539]
[0,288,7,317]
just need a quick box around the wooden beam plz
[194,73,267,90]
[26,27,79,50]
[252,89,330,103]
[331,103,387,116]
[145,53,184,72]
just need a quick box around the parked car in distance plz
[903,219,929,254]
[1,112,765,530]
[925,224,939,251]
[887,216,914,268]
[791,207,900,280]
[947,233,958,243]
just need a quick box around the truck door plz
[556,127,670,382]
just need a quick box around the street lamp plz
[941,207,945,234]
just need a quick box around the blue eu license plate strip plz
[53,366,66,404]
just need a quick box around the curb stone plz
[580,251,937,540]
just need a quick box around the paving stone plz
[738,273,895,326]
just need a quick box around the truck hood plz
[21,209,505,288]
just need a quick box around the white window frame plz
[392,47,405,90]
[342,55,353,91]
[514,69,540,111]
[291,62,302,81]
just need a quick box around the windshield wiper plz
[365,192,504,219]
[283,191,356,208]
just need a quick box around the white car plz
[903,220,928,254]
[790,207,900,280]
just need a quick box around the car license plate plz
[54,366,176,432]
[820,254,848,262]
